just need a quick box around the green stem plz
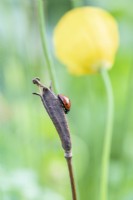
[100,68,114,200]
[71,0,83,7]
[71,0,78,7]
[38,0,58,93]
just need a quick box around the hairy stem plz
[66,157,77,200]
[38,0,58,93]
[100,68,114,200]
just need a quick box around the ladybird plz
[58,94,71,114]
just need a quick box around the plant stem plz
[71,0,78,7]
[38,0,58,93]
[100,68,114,200]
[71,0,83,7]
[66,157,77,200]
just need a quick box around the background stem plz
[70,0,84,8]
[66,157,77,200]
[100,68,114,200]
[38,0,58,93]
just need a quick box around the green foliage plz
[0,0,133,199]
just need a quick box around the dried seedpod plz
[32,78,72,158]
[32,77,77,200]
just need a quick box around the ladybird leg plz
[64,108,68,114]
[64,110,67,114]
[66,110,68,114]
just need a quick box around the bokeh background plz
[0,0,133,199]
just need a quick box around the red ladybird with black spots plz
[58,94,71,114]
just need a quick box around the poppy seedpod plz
[53,7,119,75]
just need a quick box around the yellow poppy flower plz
[53,7,119,75]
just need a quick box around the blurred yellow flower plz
[53,7,119,75]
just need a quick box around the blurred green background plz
[0,0,133,200]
